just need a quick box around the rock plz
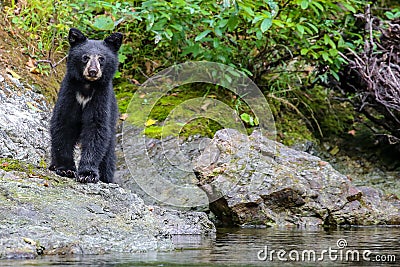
[117,124,209,208]
[194,129,400,227]
[153,207,215,235]
[0,169,215,259]
[0,79,216,260]
[0,78,50,165]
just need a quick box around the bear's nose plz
[88,69,98,77]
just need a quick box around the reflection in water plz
[2,227,399,266]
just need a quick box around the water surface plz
[2,227,399,266]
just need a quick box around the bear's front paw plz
[49,165,57,171]
[76,170,99,183]
[50,165,77,178]
[56,169,77,178]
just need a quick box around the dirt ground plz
[0,12,65,102]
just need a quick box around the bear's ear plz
[68,28,87,47]
[104,33,123,53]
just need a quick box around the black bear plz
[49,28,122,183]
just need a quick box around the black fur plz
[49,28,122,183]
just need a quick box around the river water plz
[2,227,399,266]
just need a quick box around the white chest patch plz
[76,92,92,108]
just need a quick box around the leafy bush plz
[4,0,367,79]
[3,0,376,141]
[137,0,365,80]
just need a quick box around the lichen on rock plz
[194,129,400,227]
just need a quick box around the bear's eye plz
[82,55,90,63]
[98,56,105,64]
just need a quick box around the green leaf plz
[321,51,332,63]
[303,25,313,35]
[213,38,220,48]
[195,30,212,41]
[273,19,285,28]
[92,16,115,31]
[260,18,272,33]
[385,12,394,20]
[296,24,304,36]
[165,28,173,39]
[153,18,167,31]
[328,38,336,49]
[329,49,338,57]
[170,24,183,31]
[217,19,228,29]
[214,27,223,37]
[342,2,356,13]
[118,53,127,63]
[241,113,254,126]
[305,22,318,34]
[384,11,400,20]
[241,5,255,17]
[227,15,239,31]
[182,44,198,56]
[254,116,259,126]
[301,0,309,10]
[256,29,263,40]
[253,15,264,24]
[324,34,330,45]
[330,69,340,81]
[146,13,155,31]
[311,1,324,12]
[300,48,308,55]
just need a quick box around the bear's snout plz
[88,68,98,77]
[83,55,103,81]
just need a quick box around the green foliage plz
[3,0,384,141]
[4,0,72,57]
[385,8,400,20]
[126,0,367,84]
[4,0,368,80]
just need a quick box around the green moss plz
[117,80,356,146]
[121,83,254,140]
[143,117,223,139]
[115,79,138,113]
[281,118,315,146]
[267,85,358,146]
[0,158,36,175]
[268,98,316,146]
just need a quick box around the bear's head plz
[66,28,123,82]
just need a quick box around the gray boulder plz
[117,124,209,208]
[0,169,215,259]
[194,129,400,227]
[0,75,50,165]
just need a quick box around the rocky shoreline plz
[0,169,215,259]
[1,72,399,260]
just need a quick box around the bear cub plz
[49,28,122,183]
